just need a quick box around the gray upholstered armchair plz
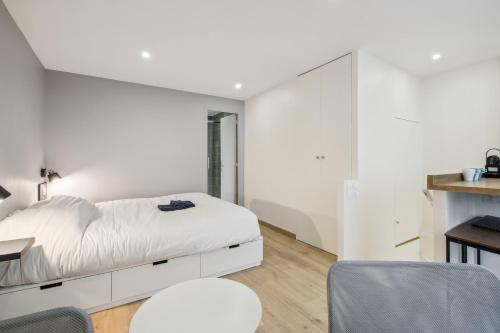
[0,307,93,333]
[328,261,500,333]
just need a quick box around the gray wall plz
[44,71,245,203]
[0,1,45,219]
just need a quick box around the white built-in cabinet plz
[246,50,424,259]
[244,54,352,255]
[294,55,352,254]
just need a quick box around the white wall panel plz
[355,51,423,260]
[394,118,422,245]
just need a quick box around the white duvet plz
[0,193,260,287]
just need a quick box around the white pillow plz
[44,196,99,232]
[29,199,51,210]
[0,196,99,242]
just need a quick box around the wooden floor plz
[91,224,337,333]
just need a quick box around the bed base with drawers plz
[0,237,263,320]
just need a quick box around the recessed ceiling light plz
[431,53,442,61]
[235,83,243,90]
[141,51,151,60]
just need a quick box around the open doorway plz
[207,111,238,203]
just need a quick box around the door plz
[294,67,323,250]
[394,118,422,245]
[220,114,237,203]
[317,54,352,254]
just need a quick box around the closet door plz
[296,55,352,255]
[294,67,322,246]
[318,54,352,254]
[393,118,422,246]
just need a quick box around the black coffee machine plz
[484,148,500,178]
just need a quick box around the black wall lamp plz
[38,168,62,201]
[0,185,11,203]
[41,168,62,183]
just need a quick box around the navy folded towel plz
[158,200,195,212]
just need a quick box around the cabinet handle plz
[40,282,62,290]
[321,156,325,159]
[229,244,240,249]
[396,221,400,224]
[153,259,169,266]
[316,156,320,159]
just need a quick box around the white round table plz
[129,278,262,333]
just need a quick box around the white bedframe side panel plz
[201,238,263,277]
[112,254,200,301]
[0,273,111,320]
[0,238,263,320]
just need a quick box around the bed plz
[0,193,263,319]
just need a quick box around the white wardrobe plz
[245,54,352,254]
[245,51,424,259]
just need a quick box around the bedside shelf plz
[427,173,500,196]
[0,238,35,262]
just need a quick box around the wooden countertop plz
[427,173,500,196]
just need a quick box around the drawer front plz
[112,254,200,301]
[0,273,111,320]
[201,239,263,277]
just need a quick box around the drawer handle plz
[153,259,169,266]
[40,282,63,290]
[229,244,240,249]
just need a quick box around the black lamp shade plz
[48,172,61,182]
[0,185,11,200]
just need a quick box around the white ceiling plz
[4,0,500,100]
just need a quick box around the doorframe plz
[207,110,239,204]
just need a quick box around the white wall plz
[340,55,500,261]
[44,71,244,203]
[420,56,500,262]
[0,2,45,219]
[353,51,422,260]
[423,57,500,174]
[244,79,300,233]
[349,55,500,261]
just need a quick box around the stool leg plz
[461,244,467,264]
[446,239,450,263]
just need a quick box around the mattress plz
[0,193,261,287]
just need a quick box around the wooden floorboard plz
[91,224,337,333]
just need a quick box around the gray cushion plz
[328,261,500,333]
[0,307,93,333]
